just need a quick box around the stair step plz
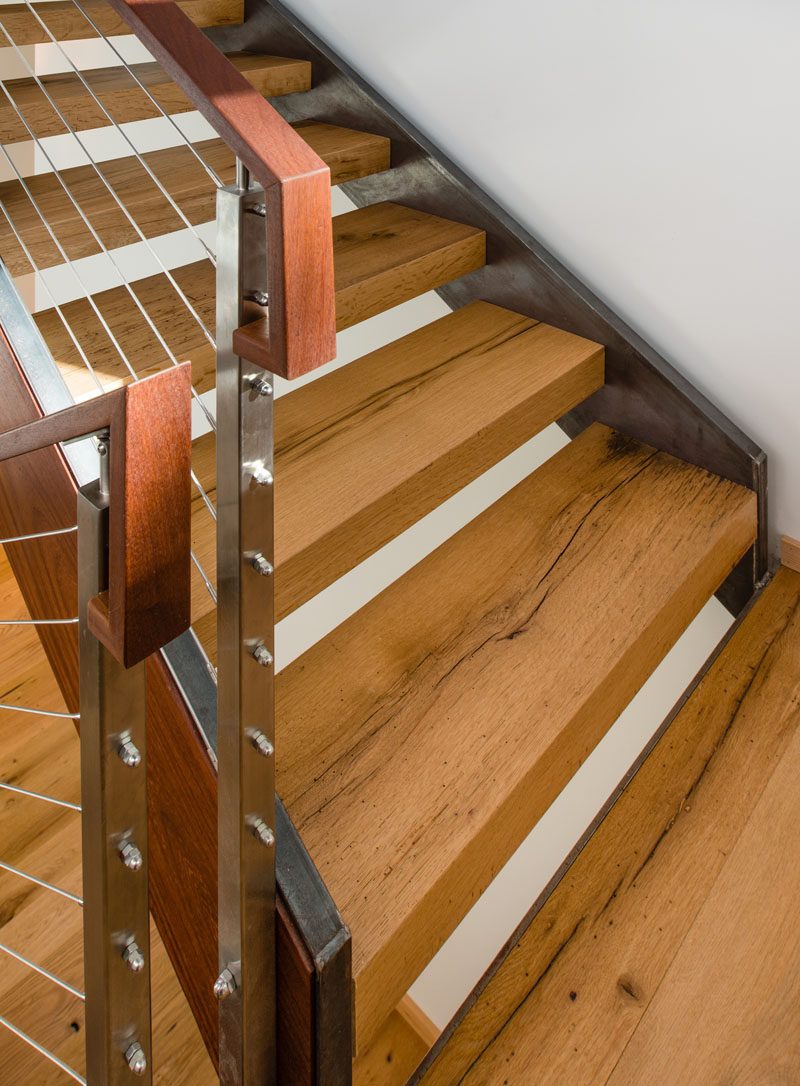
[0,52,310,144]
[35,204,485,404]
[274,422,756,1054]
[0,0,243,45]
[0,123,391,277]
[417,566,800,1084]
[188,300,604,637]
[232,201,487,364]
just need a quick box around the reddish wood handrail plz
[0,363,192,667]
[105,0,336,380]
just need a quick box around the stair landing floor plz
[417,565,800,1085]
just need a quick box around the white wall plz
[283,0,800,547]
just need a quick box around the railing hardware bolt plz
[214,966,237,1001]
[249,553,273,577]
[249,729,274,758]
[248,374,273,398]
[121,939,146,973]
[247,460,273,487]
[245,290,269,307]
[116,734,142,768]
[246,202,267,218]
[251,643,273,668]
[118,841,143,872]
[248,816,275,848]
[125,1041,147,1076]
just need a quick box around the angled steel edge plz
[208,0,769,611]
[406,569,774,1081]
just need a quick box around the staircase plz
[0,1,780,1083]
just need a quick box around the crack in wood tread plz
[271,423,755,1054]
[0,52,311,143]
[0,123,391,278]
[417,566,800,1085]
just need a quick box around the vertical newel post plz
[80,445,152,1084]
[215,159,277,1083]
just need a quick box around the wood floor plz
[0,545,215,1085]
[418,564,800,1085]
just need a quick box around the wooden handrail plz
[0,363,192,668]
[105,0,337,381]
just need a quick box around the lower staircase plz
[0,0,791,1083]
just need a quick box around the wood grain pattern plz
[105,0,336,379]
[0,0,243,46]
[781,534,800,572]
[275,423,757,1054]
[419,567,800,1085]
[234,201,486,364]
[354,997,438,1086]
[36,203,482,406]
[188,300,605,651]
[0,123,391,278]
[0,559,216,1085]
[609,699,800,1082]
[0,52,311,143]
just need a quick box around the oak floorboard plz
[419,567,800,1085]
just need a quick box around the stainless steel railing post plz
[79,470,152,1084]
[215,162,276,1082]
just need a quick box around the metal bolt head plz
[125,1041,147,1076]
[247,202,267,218]
[118,841,143,872]
[249,552,273,577]
[252,643,273,668]
[246,290,269,307]
[214,967,237,1001]
[248,375,273,398]
[249,730,274,759]
[122,941,145,973]
[248,460,273,487]
[248,817,275,848]
[117,736,142,768]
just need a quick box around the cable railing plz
[0,365,192,1082]
[0,0,338,1079]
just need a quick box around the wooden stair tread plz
[35,204,485,405]
[0,0,242,46]
[417,566,800,1085]
[274,422,756,1053]
[0,123,391,278]
[233,201,486,363]
[188,299,604,641]
[0,52,311,144]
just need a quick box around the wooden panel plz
[781,534,800,572]
[234,201,487,362]
[275,423,757,1054]
[609,703,800,1081]
[0,123,390,278]
[0,0,243,46]
[354,997,438,1086]
[419,567,800,1084]
[0,53,312,143]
